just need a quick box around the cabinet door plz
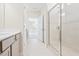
[62,3,79,56]
[12,40,19,56]
[0,47,10,56]
[49,4,60,55]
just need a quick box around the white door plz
[49,4,60,55]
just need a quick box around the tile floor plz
[24,39,58,56]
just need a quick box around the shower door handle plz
[57,26,60,30]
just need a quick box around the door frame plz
[24,7,45,42]
[42,16,44,43]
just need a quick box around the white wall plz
[4,4,24,31]
[62,3,79,56]
[0,4,5,29]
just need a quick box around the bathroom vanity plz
[0,31,22,56]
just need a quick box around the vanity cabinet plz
[12,40,19,56]
[2,36,15,51]
[12,33,21,56]
[0,32,21,56]
[0,47,10,56]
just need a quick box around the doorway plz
[25,16,44,43]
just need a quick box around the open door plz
[48,4,61,55]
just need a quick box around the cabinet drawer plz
[0,47,10,56]
[2,36,15,51]
[12,40,20,56]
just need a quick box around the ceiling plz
[24,3,47,11]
